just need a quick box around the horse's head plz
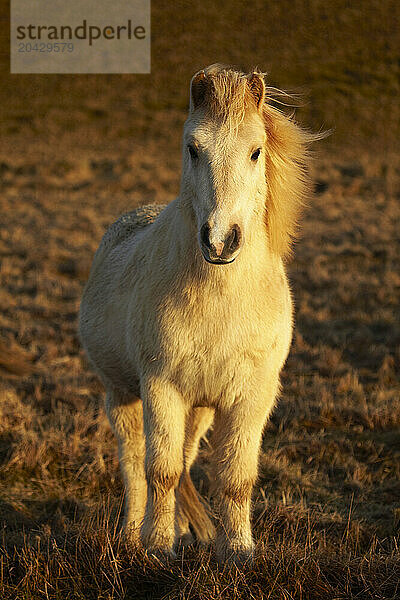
[181,64,321,265]
[182,65,268,265]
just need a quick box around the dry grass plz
[0,152,398,599]
[1,499,399,600]
[0,0,399,597]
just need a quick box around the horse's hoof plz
[122,523,142,548]
[216,542,254,569]
[177,531,195,548]
[227,549,254,569]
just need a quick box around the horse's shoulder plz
[99,204,166,253]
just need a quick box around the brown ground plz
[0,1,399,598]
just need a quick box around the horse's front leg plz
[211,382,278,565]
[141,378,186,557]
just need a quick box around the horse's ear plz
[190,70,208,111]
[247,72,265,110]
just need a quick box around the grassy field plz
[0,1,399,598]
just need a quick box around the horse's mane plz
[262,103,321,259]
[193,64,325,259]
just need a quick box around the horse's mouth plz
[201,251,237,265]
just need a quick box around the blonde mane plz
[196,64,252,129]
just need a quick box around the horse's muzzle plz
[199,223,242,265]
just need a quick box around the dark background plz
[1,1,399,158]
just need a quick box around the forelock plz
[201,64,257,128]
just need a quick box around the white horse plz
[79,64,320,565]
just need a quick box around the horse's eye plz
[188,144,198,160]
[251,148,261,162]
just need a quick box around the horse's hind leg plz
[105,388,146,542]
[176,407,215,545]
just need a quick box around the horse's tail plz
[177,472,215,543]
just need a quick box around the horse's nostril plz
[226,229,237,252]
[200,223,211,249]
[200,222,241,262]
[227,224,241,253]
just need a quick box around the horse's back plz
[97,204,166,257]
[82,202,166,311]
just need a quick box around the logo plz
[11,0,151,73]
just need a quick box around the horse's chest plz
[157,293,276,403]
